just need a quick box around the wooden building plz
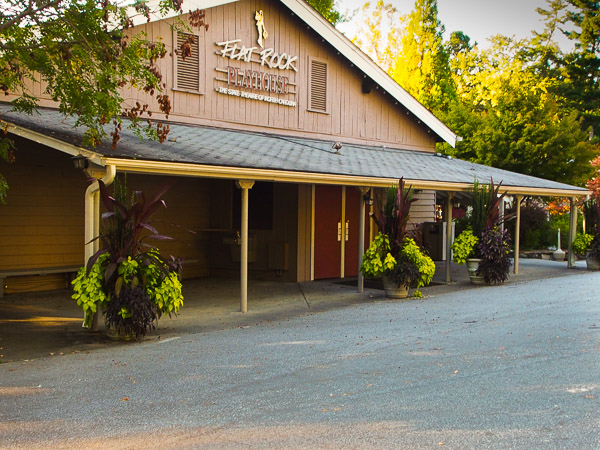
[0,0,588,307]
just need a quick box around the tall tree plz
[0,0,207,203]
[555,0,600,134]
[389,0,454,111]
[439,35,598,186]
[351,1,405,74]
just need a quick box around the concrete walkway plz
[0,259,589,363]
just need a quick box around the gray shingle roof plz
[0,105,587,194]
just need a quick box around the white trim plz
[1,122,105,166]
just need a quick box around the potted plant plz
[451,179,512,285]
[583,198,600,270]
[71,177,184,339]
[360,178,435,298]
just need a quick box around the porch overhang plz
[0,105,590,198]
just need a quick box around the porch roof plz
[0,105,589,197]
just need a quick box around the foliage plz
[401,238,436,292]
[589,235,600,259]
[518,199,552,250]
[386,254,420,290]
[307,0,344,25]
[451,229,479,265]
[587,155,600,197]
[0,139,15,204]
[72,253,110,328]
[371,178,415,257]
[73,179,184,338]
[0,0,208,203]
[360,232,395,278]
[389,0,455,111]
[351,1,405,74]
[477,227,512,285]
[573,232,594,254]
[583,197,598,235]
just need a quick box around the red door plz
[314,186,364,279]
[344,188,360,277]
[314,185,342,279]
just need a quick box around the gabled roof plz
[0,106,587,197]
[130,0,458,147]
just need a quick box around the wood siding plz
[0,141,86,272]
[9,0,437,152]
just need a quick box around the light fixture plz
[363,194,374,206]
[72,155,89,170]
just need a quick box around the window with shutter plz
[309,58,327,113]
[175,32,200,92]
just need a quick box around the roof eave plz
[105,156,589,197]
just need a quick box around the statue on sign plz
[255,10,268,48]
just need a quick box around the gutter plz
[104,157,590,198]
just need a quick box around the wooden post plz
[445,192,454,284]
[514,195,522,274]
[357,187,369,293]
[236,180,255,312]
[568,197,577,268]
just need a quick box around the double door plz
[314,185,363,279]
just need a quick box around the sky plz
[336,0,572,49]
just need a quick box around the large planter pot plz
[466,258,485,285]
[105,321,136,341]
[382,275,409,299]
[586,252,600,270]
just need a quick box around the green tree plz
[0,0,207,203]
[390,0,454,111]
[351,1,405,74]
[555,0,600,134]
[307,0,344,25]
[439,35,598,186]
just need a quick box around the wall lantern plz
[71,155,89,170]
[363,194,374,206]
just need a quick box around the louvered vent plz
[176,33,199,91]
[310,60,327,112]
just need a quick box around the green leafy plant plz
[451,229,479,265]
[72,253,110,328]
[401,238,436,294]
[361,179,436,296]
[72,178,184,338]
[573,233,593,255]
[360,233,396,278]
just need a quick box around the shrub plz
[573,233,593,255]
[451,229,479,264]
[477,227,511,284]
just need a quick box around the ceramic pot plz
[382,275,409,298]
[586,252,600,270]
[466,258,485,285]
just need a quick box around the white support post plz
[514,195,522,274]
[568,197,577,268]
[445,192,454,284]
[357,187,369,293]
[237,180,255,313]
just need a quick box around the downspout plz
[84,164,116,331]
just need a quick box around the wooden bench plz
[0,266,81,297]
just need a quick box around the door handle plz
[345,220,349,241]
[337,221,342,241]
